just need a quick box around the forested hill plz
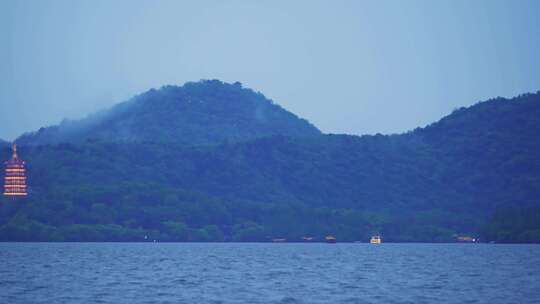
[0,88,539,243]
[419,92,540,157]
[16,80,321,146]
[416,92,540,210]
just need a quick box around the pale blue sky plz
[1,0,539,140]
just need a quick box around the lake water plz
[0,243,539,304]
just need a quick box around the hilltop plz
[17,80,321,146]
[1,86,539,243]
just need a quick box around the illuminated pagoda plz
[3,144,28,197]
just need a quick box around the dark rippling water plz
[1,243,539,304]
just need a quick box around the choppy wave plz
[0,243,539,304]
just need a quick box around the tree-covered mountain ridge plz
[1,84,539,243]
[16,80,321,146]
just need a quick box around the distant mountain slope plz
[1,89,539,242]
[417,92,540,210]
[17,80,321,146]
[2,135,470,242]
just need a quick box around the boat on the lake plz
[302,236,314,242]
[455,235,478,243]
[370,235,382,244]
[325,235,336,243]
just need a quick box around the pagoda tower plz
[3,144,28,197]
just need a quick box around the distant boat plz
[455,235,478,243]
[302,236,314,242]
[370,235,382,244]
[272,238,287,243]
[325,235,336,243]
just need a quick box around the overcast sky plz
[1,0,539,140]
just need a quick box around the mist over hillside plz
[1,83,539,243]
[17,80,321,146]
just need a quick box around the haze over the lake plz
[1,0,539,140]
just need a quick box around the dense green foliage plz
[1,83,539,242]
[17,80,321,146]
[482,207,540,243]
